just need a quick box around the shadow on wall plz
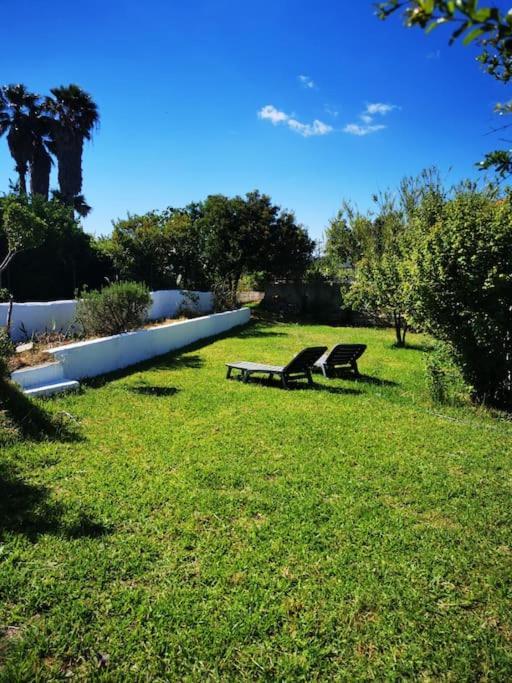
[0,460,110,542]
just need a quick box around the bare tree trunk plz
[393,311,407,347]
[6,296,14,336]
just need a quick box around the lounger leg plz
[281,374,289,389]
[268,373,274,384]
[321,364,328,378]
[243,371,250,383]
[351,361,360,376]
[226,367,232,379]
[306,369,314,386]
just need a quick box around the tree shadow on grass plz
[235,320,287,339]
[228,376,362,395]
[391,342,434,353]
[0,461,110,542]
[321,372,398,387]
[85,353,204,389]
[0,379,82,444]
[128,386,179,397]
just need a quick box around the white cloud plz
[258,105,289,125]
[365,102,398,116]
[343,100,398,137]
[343,123,386,136]
[298,74,315,89]
[258,104,333,137]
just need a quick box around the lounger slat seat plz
[314,344,367,377]
[226,346,327,388]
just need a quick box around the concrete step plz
[11,361,65,389]
[24,379,80,398]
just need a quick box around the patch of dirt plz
[8,349,53,372]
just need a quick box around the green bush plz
[0,328,15,378]
[425,342,470,406]
[411,188,512,409]
[212,279,238,313]
[177,290,200,318]
[76,281,151,337]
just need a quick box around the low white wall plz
[148,290,213,319]
[1,290,214,342]
[0,300,79,342]
[47,308,250,380]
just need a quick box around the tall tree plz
[46,84,99,205]
[29,102,53,199]
[0,84,38,194]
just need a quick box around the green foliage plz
[410,186,512,408]
[0,194,109,300]
[376,2,512,178]
[377,1,512,81]
[336,194,413,346]
[0,287,10,302]
[425,341,471,405]
[0,194,47,284]
[238,272,267,291]
[211,278,239,312]
[108,209,204,291]
[75,281,151,337]
[177,290,201,318]
[0,327,14,377]
[198,191,314,293]
[108,191,314,296]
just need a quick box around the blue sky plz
[0,0,507,242]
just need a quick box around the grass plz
[1,317,512,680]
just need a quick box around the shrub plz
[177,290,201,318]
[425,342,471,406]
[411,188,512,409]
[76,281,151,337]
[0,328,15,378]
[212,279,238,313]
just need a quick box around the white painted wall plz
[0,290,214,342]
[0,300,78,342]
[148,290,213,319]
[46,307,250,380]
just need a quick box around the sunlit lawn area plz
[1,317,512,680]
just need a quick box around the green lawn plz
[1,317,512,681]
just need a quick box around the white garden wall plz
[46,308,250,380]
[0,289,214,342]
[0,300,78,342]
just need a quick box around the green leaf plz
[463,27,485,45]
[472,8,492,22]
[426,17,448,33]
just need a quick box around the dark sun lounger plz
[226,346,327,388]
[314,344,367,377]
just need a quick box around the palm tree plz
[46,84,99,205]
[29,103,53,199]
[51,190,92,218]
[0,84,38,194]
